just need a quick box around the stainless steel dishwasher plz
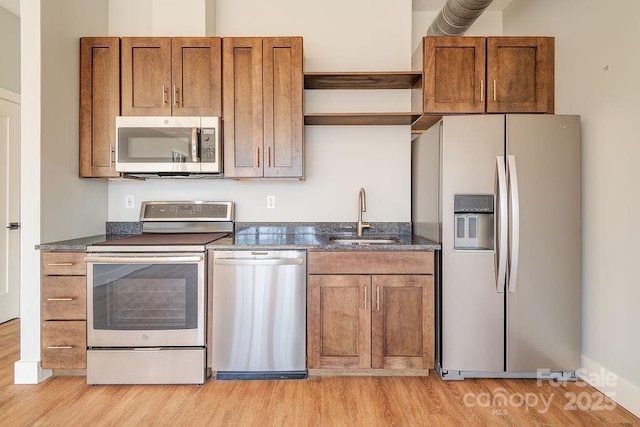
[211,250,307,380]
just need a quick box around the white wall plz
[0,6,20,93]
[107,0,414,224]
[40,0,109,243]
[504,0,640,417]
[108,0,207,36]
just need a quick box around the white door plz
[0,96,20,323]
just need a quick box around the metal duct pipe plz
[427,0,494,36]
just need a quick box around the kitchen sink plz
[329,236,400,245]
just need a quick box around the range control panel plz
[140,201,234,222]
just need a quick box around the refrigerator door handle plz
[496,156,508,292]
[507,155,520,293]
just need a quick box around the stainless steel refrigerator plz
[411,114,581,380]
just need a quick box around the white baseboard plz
[581,356,640,418]
[14,360,52,384]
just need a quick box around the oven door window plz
[92,263,199,330]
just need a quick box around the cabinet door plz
[172,37,222,117]
[371,275,434,370]
[486,37,554,113]
[307,275,371,369]
[41,321,87,369]
[222,37,264,178]
[121,37,172,116]
[263,37,304,177]
[79,37,120,178]
[42,276,86,320]
[41,252,86,276]
[423,36,486,113]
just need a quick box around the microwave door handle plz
[191,127,199,162]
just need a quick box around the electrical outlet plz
[126,195,135,209]
[267,195,276,209]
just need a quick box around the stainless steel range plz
[84,201,233,385]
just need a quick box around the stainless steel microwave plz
[115,116,222,176]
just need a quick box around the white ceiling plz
[0,0,19,16]
[412,0,512,12]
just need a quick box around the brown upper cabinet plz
[421,36,554,114]
[222,37,304,178]
[121,37,222,117]
[79,37,121,178]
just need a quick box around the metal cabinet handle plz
[267,146,272,168]
[256,147,261,168]
[376,285,380,311]
[364,285,367,311]
[47,346,74,349]
[110,146,115,166]
[173,85,179,108]
[47,297,74,301]
[480,80,484,102]
[47,262,74,266]
[493,80,497,102]
[162,85,167,105]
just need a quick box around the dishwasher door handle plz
[214,258,304,266]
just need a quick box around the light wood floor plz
[1,320,638,426]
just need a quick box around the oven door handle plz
[84,255,203,264]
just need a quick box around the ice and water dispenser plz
[453,194,495,251]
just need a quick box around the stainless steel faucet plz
[357,188,371,236]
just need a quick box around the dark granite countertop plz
[209,232,439,251]
[36,235,109,251]
[36,222,441,252]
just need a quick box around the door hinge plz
[6,222,20,230]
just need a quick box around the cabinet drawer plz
[41,321,86,369]
[42,252,86,276]
[308,251,434,275]
[42,276,86,320]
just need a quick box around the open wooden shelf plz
[304,71,431,128]
[304,71,422,90]
[411,114,442,133]
[304,112,423,126]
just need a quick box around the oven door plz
[85,252,206,347]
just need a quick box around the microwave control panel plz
[200,128,217,163]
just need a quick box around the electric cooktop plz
[89,201,234,250]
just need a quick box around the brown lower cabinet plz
[307,251,434,373]
[41,252,87,370]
